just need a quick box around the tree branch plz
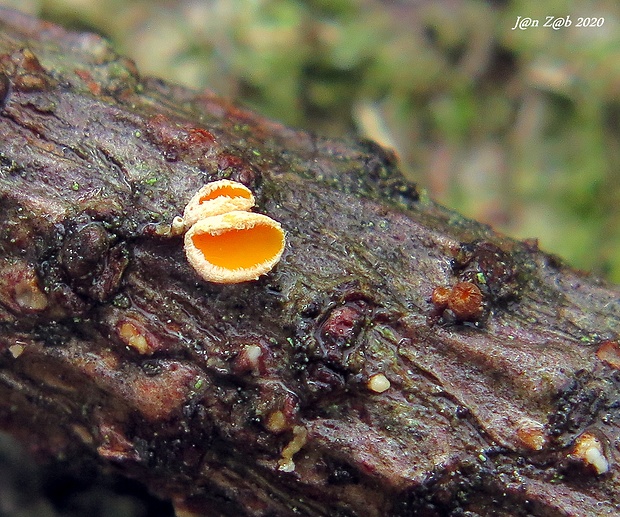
[0,9,619,517]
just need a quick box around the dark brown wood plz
[0,8,619,516]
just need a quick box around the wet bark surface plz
[0,8,619,517]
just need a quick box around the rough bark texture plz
[1,9,619,517]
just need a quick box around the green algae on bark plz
[0,8,620,517]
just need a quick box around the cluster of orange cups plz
[182,180,286,284]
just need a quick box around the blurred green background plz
[3,0,620,282]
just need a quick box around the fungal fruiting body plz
[183,179,255,228]
[181,179,285,284]
[431,281,484,322]
[596,340,620,369]
[430,285,451,308]
[571,432,609,475]
[516,418,547,451]
[184,211,285,284]
[367,373,391,393]
[447,282,483,321]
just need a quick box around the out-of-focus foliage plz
[3,0,620,281]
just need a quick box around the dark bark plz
[0,8,619,517]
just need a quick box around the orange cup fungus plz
[183,179,255,228]
[181,180,285,284]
